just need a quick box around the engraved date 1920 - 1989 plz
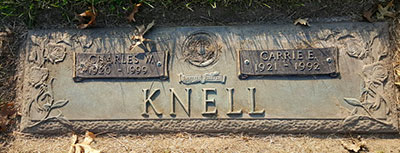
[239,48,338,78]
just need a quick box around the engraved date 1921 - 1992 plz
[239,48,338,79]
[254,49,320,72]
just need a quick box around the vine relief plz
[341,31,393,126]
[293,28,393,126]
[26,34,71,127]
[343,62,391,125]
[338,31,388,62]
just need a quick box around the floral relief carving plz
[27,78,70,127]
[343,39,367,59]
[46,43,67,64]
[342,33,393,126]
[25,34,71,127]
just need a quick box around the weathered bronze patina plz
[73,52,168,81]
[21,22,397,134]
[238,48,339,79]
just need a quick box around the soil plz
[3,133,400,153]
[1,0,400,152]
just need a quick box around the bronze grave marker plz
[20,22,398,134]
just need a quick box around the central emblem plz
[182,31,220,67]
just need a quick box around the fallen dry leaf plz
[395,69,400,86]
[0,102,17,132]
[76,6,97,29]
[294,18,310,26]
[363,5,378,22]
[130,20,155,51]
[82,131,96,145]
[377,0,396,20]
[127,3,142,22]
[68,131,101,153]
[396,69,400,76]
[341,138,367,153]
[241,136,250,142]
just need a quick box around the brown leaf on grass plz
[341,138,367,153]
[130,20,155,51]
[394,68,400,81]
[395,69,400,86]
[294,18,310,26]
[68,131,101,153]
[363,5,378,22]
[82,131,96,145]
[377,0,396,20]
[76,6,97,29]
[0,102,17,132]
[68,134,78,153]
[127,3,142,22]
[241,136,250,142]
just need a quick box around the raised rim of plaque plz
[182,30,221,67]
[237,48,340,79]
[72,51,169,82]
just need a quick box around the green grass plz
[0,0,306,27]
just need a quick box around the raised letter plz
[297,51,303,60]
[276,51,283,60]
[284,51,291,60]
[202,88,217,115]
[142,88,162,116]
[128,55,133,64]
[308,50,315,60]
[248,87,265,115]
[260,51,269,61]
[170,88,191,116]
[115,55,121,64]
[122,54,127,64]
[269,52,276,61]
[146,54,154,64]
[226,88,242,115]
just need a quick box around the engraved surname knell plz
[169,88,191,116]
[202,88,218,115]
[248,87,265,115]
[226,88,242,115]
[142,88,162,116]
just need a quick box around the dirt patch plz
[0,24,26,106]
[3,133,400,153]
[0,24,26,152]
[0,28,16,104]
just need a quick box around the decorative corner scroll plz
[179,71,226,85]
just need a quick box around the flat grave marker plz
[20,22,398,133]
